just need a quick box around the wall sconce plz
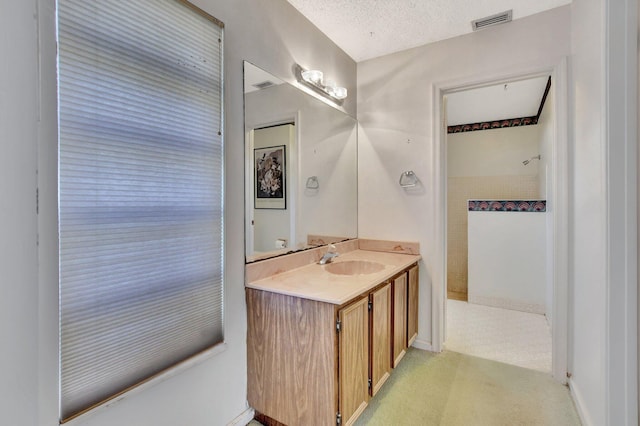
[298,67,348,102]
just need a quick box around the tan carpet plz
[354,348,580,426]
[248,348,581,425]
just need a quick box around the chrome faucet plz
[319,244,339,265]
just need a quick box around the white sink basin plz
[324,260,385,276]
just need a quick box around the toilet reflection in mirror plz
[243,61,358,262]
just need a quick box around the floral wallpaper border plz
[468,200,546,212]
[448,76,552,134]
[448,116,538,134]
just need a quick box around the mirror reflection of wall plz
[243,61,357,262]
[252,124,294,253]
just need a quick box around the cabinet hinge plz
[336,412,342,425]
[336,319,341,333]
[368,377,372,390]
[368,300,372,311]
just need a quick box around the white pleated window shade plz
[57,0,224,421]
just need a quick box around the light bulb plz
[299,67,347,101]
[324,79,336,92]
[301,69,323,84]
[333,86,348,100]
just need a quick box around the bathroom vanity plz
[243,61,420,426]
[246,245,420,426]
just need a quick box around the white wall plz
[1,2,39,425]
[569,1,608,424]
[446,125,543,296]
[297,104,358,243]
[2,1,356,425]
[570,0,639,424]
[603,1,638,423]
[357,6,571,348]
[468,211,547,313]
[447,125,541,178]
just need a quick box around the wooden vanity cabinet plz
[246,263,418,426]
[246,290,339,426]
[407,264,419,346]
[338,296,369,425]
[391,263,420,368]
[337,280,396,425]
[369,283,392,396]
[392,272,408,367]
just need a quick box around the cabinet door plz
[370,283,391,396]
[392,273,408,368]
[339,297,369,426]
[407,264,419,347]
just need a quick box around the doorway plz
[431,60,569,382]
[444,75,554,372]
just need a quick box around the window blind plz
[57,0,224,420]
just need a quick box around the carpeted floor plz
[354,348,580,426]
[249,348,581,426]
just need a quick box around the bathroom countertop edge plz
[245,250,421,305]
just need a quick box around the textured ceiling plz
[286,0,571,62]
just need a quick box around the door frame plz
[431,58,569,383]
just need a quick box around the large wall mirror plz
[244,61,357,262]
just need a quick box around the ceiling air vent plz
[471,10,512,31]
[253,81,276,90]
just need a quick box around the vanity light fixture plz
[301,69,323,84]
[299,67,348,101]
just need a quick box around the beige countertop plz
[245,249,421,305]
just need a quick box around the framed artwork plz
[254,145,286,209]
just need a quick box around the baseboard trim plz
[227,407,255,426]
[568,379,592,426]
[411,339,435,352]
